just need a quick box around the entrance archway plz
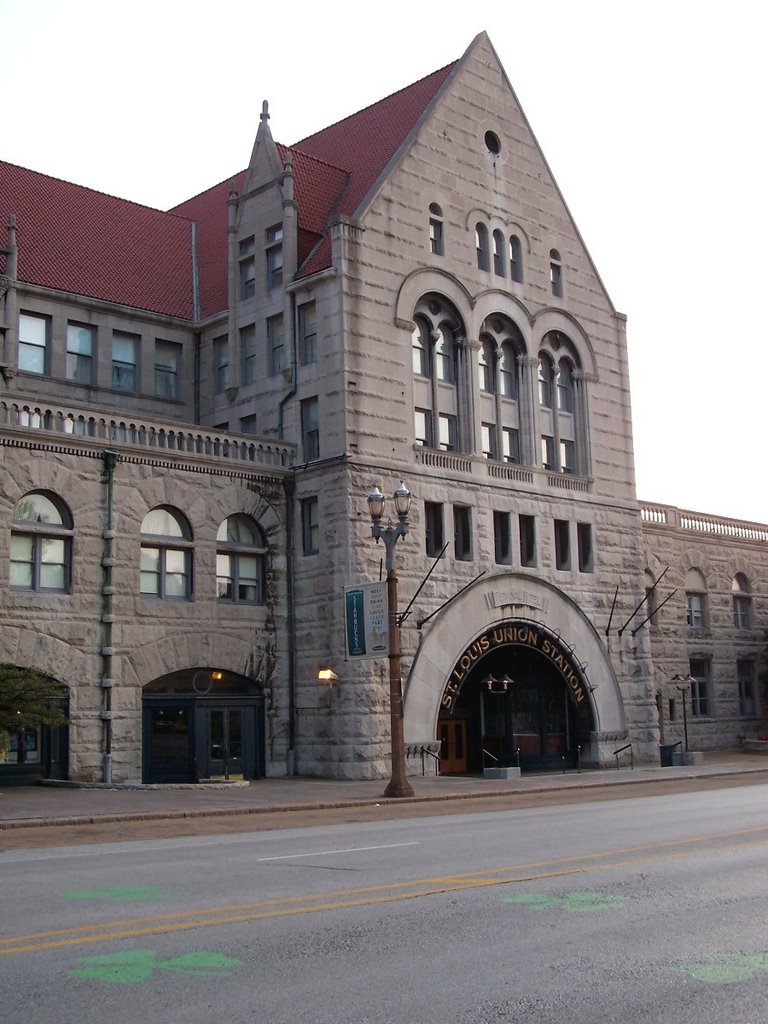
[142,668,265,783]
[438,620,594,773]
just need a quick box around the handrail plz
[420,746,440,777]
[613,742,633,770]
[482,748,499,769]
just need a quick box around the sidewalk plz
[1,750,767,830]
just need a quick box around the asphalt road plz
[2,781,768,1023]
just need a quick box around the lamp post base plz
[384,776,415,799]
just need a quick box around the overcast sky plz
[2,0,765,523]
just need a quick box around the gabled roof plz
[1,56,459,321]
[0,161,195,319]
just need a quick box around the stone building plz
[0,32,764,785]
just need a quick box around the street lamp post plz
[368,481,415,799]
[672,673,694,753]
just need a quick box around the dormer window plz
[266,225,283,290]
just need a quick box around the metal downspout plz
[101,449,121,783]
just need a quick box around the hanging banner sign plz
[344,582,389,659]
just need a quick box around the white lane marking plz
[257,841,420,861]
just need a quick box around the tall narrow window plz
[560,439,575,473]
[301,396,319,461]
[502,427,520,463]
[240,325,256,386]
[266,224,283,290]
[478,338,495,393]
[557,362,574,412]
[112,331,138,392]
[519,514,536,567]
[732,574,752,629]
[685,569,707,629]
[549,248,563,297]
[438,414,457,451]
[140,506,192,599]
[689,658,710,717]
[481,423,497,460]
[541,435,555,470]
[66,322,94,384]
[453,506,472,561]
[554,519,570,571]
[493,511,512,565]
[577,523,593,572]
[425,502,444,558]
[18,312,49,375]
[155,340,181,399]
[429,203,444,255]
[298,302,317,366]
[216,514,266,604]
[434,326,455,383]
[475,223,490,271]
[10,491,72,593]
[239,236,256,299]
[412,321,430,376]
[414,408,432,447]
[301,497,319,555]
[538,358,554,407]
[213,336,229,393]
[492,230,505,276]
[509,235,523,283]
[268,315,284,376]
[499,342,518,399]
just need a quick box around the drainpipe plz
[101,449,121,783]
[1,215,18,379]
[284,474,297,775]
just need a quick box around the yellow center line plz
[3,826,767,957]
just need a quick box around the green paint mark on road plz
[65,886,174,903]
[675,953,768,984]
[503,890,625,912]
[70,949,242,985]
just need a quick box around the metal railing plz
[613,742,633,770]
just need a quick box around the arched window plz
[217,515,267,604]
[140,506,193,599]
[685,569,707,629]
[538,357,554,408]
[492,230,505,276]
[499,341,519,400]
[549,248,563,297]
[478,337,495,393]
[429,203,444,256]
[557,360,574,413]
[732,574,752,629]
[411,319,430,377]
[410,295,464,453]
[475,223,490,271]
[509,235,523,283]
[10,491,72,592]
[434,325,455,383]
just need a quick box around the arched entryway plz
[0,669,69,786]
[437,621,594,773]
[142,668,265,783]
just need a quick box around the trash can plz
[660,743,678,767]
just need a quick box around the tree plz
[0,664,68,739]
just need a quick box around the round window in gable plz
[484,130,501,155]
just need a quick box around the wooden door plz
[439,719,468,774]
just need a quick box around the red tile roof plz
[0,161,195,319]
[1,59,457,321]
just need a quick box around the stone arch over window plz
[10,490,73,593]
[685,568,707,629]
[475,223,490,271]
[140,505,193,599]
[732,573,752,629]
[428,203,444,256]
[549,248,563,297]
[217,514,267,604]
[410,293,467,454]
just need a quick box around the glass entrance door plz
[208,708,243,780]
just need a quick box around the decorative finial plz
[261,100,270,123]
